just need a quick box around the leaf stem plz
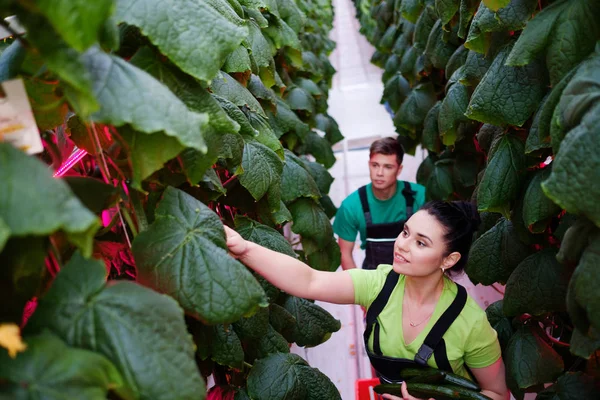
[129,185,149,233]
[119,204,138,239]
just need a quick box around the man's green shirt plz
[333,181,426,249]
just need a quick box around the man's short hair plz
[369,137,405,165]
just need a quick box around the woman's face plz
[392,210,455,277]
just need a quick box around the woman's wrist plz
[238,240,257,263]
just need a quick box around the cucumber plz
[398,367,481,391]
[374,383,493,400]
[440,371,481,391]
[399,368,445,384]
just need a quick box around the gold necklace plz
[406,300,434,327]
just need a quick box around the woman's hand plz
[381,382,434,400]
[223,225,249,258]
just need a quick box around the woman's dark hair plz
[369,137,405,165]
[420,200,481,275]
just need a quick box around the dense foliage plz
[0,0,345,398]
[355,0,600,397]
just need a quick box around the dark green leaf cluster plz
[354,0,600,397]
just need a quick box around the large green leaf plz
[63,177,119,214]
[556,218,597,266]
[119,127,185,189]
[210,324,244,369]
[244,112,285,157]
[302,160,334,195]
[568,233,600,333]
[22,76,70,131]
[570,328,600,360]
[245,325,290,361]
[435,0,460,25]
[549,51,600,149]
[285,86,316,115]
[460,49,491,86]
[485,300,514,351]
[18,14,99,117]
[300,131,336,169]
[277,0,306,33]
[223,45,252,73]
[114,0,248,82]
[446,45,469,80]
[26,252,205,400]
[0,143,99,256]
[538,372,600,400]
[233,307,270,341]
[476,135,525,215]
[272,98,310,138]
[530,68,577,146]
[466,44,548,126]
[247,353,341,400]
[422,101,443,153]
[304,237,341,272]
[505,325,564,391]
[395,82,438,131]
[506,0,600,85]
[131,47,240,136]
[465,0,537,54]
[239,141,284,203]
[522,168,560,232]
[80,47,208,151]
[466,218,531,285]
[426,160,454,201]
[400,0,425,23]
[413,5,437,50]
[382,73,412,111]
[37,0,114,51]
[425,19,458,69]
[314,113,343,145]
[503,249,569,316]
[132,187,267,324]
[0,332,127,400]
[248,20,273,68]
[542,115,600,227]
[288,198,333,244]
[235,216,296,257]
[281,150,321,204]
[211,72,267,117]
[438,82,470,145]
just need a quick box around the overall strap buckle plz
[414,344,434,366]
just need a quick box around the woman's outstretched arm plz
[225,225,356,304]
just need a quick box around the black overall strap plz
[358,186,372,225]
[414,284,468,372]
[401,181,416,218]
[364,270,399,355]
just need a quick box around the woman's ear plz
[442,252,461,270]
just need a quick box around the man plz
[333,137,426,270]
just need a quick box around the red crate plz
[355,378,384,400]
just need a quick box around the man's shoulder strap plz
[401,181,416,218]
[358,185,372,225]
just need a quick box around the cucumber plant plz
[0,0,345,399]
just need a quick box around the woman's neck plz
[404,273,445,306]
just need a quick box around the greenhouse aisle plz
[290,0,505,398]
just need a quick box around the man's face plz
[369,153,402,191]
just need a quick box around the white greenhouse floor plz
[290,0,506,398]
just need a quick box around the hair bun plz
[453,201,481,234]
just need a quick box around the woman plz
[225,201,509,400]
